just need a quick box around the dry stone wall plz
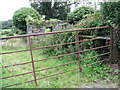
[26,18,64,34]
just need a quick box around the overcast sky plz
[0,0,30,21]
[0,0,103,21]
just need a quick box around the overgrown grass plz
[0,29,18,37]
[0,29,12,36]
[0,37,119,88]
[1,29,12,31]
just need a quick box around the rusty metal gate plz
[0,26,114,88]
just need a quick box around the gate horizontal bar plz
[1,52,110,79]
[0,37,107,55]
[0,38,101,55]
[0,26,109,39]
[1,45,110,68]
[0,58,109,88]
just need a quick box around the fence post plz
[28,36,38,86]
[76,31,82,73]
[110,27,114,61]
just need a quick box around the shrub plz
[39,11,109,58]
[1,20,13,29]
[6,32,14,36]
[101,2,120,27]
[73,11,110,56]
[39,32,77,57]
[11,26,19,34]
[67,6,94,24]
[13,7,41,34]
[116,38,120,55]
[101,2,120,58]
[75,10,109,36]
[45,28,51,32]
[2,31,10,35]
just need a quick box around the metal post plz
[28,36,38,86]
[76,32,82,73]
[110,27,114,61]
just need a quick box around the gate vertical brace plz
[110,27,114,61]
[28,36,38,86]
[76,32,82,73]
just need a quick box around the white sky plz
[0,0,30,21]
[0,0,103,21]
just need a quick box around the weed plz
[0,37,118,88]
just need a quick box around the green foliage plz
[1,30,14,36]
[45,28,51,32]
[1,20,13,29]
[67,6,95,23]
[101,2,120,27]
[38,32,77,58]
[13,7,41,34]
[36,11,109,59]
[101,2,120,57]
[116,38,120,55]
[11,26,23,35]
[1,37,118,88]
[81,51,103,76]
[26,16,63,29]
[6,32,14,36]
[75,11,109,36]
[30,1,70,20]
[1,31,10,35]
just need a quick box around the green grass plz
[0,38,119,88]
[0,29,16,37]
[1,29,12,32]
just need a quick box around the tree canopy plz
[30,1,70,20]
[13,7,41,34]
[1,20,13,29]
[67,6,95,24]
[101,2,120,27]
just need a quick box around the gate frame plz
[0,26,113,88]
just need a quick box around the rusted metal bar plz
[0,49,30,55]
[0,37,102,55]
[0,58,110,88]
[76,32,82,72]
[1,51,80,68]
[0,67,79,88]
[1,52,110,79]
[1,45,110,68]
[28,36,38,86]
[82,58,110,68]
[33,45,110,62]
[0,26,110,39]
[0,26,111,88]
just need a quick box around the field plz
[1,1,119,88]
[0,36,119,88]
[0,29,17,37]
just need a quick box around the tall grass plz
[0,37,118,88]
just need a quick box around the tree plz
[1,20,13,29]
[101,2,120,60]
[67,6,95,24]
[30,1,70,20]
[13,7,41,34]
[101,2,120,27]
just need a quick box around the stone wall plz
[26,17,64,34]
